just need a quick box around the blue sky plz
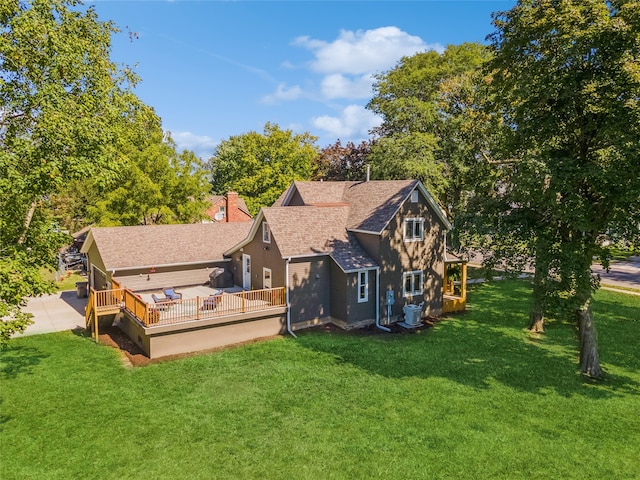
[91,1,515,159]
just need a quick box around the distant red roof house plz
[205,192,252,223]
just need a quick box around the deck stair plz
[86,288,125,340]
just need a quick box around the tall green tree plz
[86,107,210,226]
[209,123,317,214]
[0,0,144,344]
[367,43,490,210]
[483,0,640,377]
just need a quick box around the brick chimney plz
[226,192,240,223]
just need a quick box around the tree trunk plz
[577,301,604,379]
[17,199,38,245]
[529,298,545,333]
[529,253,546,332]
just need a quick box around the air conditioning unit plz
[402,302,424,327]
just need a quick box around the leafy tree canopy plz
[470,0,640,377]
[0,0,147,344]
[83,106,210,226]
[209,123,318,215]
[367,42,490,208]
[312,139,371,181]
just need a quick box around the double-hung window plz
[403,270,423,297]
[404,218,424,242]
[358,270,369,303]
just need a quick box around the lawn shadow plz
[295,281,640,399]
[0,345,49,380]
[0,399,11,433]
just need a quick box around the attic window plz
[411,190,419,203]
[262,222,271,243]
[404,218,424,242]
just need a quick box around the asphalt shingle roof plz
[262,206,378,272]
[282,180,425,233]
[86,223,252,270]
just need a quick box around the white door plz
[242,254,251,289]
[263,268,272,289]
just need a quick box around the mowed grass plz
[1,281,638,479]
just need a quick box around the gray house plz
[225,180,451,330]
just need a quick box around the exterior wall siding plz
[329,262,348,322]
[352,231,381,264]
[287,190,305,206]
[288,258,331,324]
[228,232,286,290]
[113,261,229,292]
[345,270,377,325]
[119,308,287,358]
[380,190,446,318]
[85,242,109,289]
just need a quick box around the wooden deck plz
[85,286,287,339]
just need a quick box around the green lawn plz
[1,281,639,479]
[41,268,86,292]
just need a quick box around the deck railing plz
[142,287,287,327]
[89,286,287,327]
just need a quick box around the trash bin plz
[76,281,88,298]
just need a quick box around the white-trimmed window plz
[410,190,419,203]
[218,206,226,217]
[358,270,369,303]
[263,267,272,289]
[403,270,423,296]
[404,218,424,242]
[262,221,271,243]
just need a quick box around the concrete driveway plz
[18,290,87,336]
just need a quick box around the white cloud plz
[171,131,218,159]
[261,83,303,104]
[293,26,443,101]
[311,104,382,140]
[320,73,375,100]
[294,26,442,75]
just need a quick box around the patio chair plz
[202,292,222,311]
[152,293,173,309]
[163,287,182,301]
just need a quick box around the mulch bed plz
[98,327,152,367]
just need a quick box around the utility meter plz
[386,289,395,306]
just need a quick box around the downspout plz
[375,267,390,332]
[285,257,297,338]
